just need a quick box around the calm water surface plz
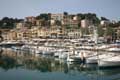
[0,48,120,80]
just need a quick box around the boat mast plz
[93,25,98,44]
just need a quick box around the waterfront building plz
[73,16,78,21]
[50,25,66,39]
[37,27,50,38]
[1,32,9,41]
[31,27,39,38]
[16,22,25,29]
[100,20,110,26]
[36,20,42,26]
[1,29,18,41]
[8,30,17,40]
[116,26,120,40]
[66,28,81,39]
[63,15,78,28]
[50,19,55,26]
[25,16,36,25]
[81,19,91,28]
[51,13,64,21]
[16,31,24,40]
[16,27,30,40]
[0,29,10,40]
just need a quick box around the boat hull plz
[86,58,98,64]
[98,60,120,67]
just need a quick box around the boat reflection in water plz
[0,48,120,80]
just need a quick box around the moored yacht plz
[98,54,120,67]
[85,51,98,64]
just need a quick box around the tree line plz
[0,17,23,29]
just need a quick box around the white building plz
[50,20,55,25]
[81,19,90,28]
[51,13,64,21]
[100,20,110,26]
[67,29,81,39]
[16,22,25,29]
[73,16,78,21]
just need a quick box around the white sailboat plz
[85,26,99,64]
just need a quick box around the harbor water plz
[0,48,120,80]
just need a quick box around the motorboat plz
[106,47,120,52]
[86,56,98,64]
[85,52,98,64]
[67,50,82,62]
[98,54,120,67]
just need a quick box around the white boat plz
[67,50,82,62]
[11,46,21,50]
[58,49,69,59]
[42,50,54,55]
[54,49,62,57]
[21,45,30,51]
[104,43,120,52]
[85,51,115,64]
[106,47,120,52]
[67,56,74,62]
[35,49,42,54]
[67,53,76,62]
[98,55,120,67]
[54,51,59,57]
[86,56,98,64]
[85,52,98,64]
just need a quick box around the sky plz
[0,0,120,20]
